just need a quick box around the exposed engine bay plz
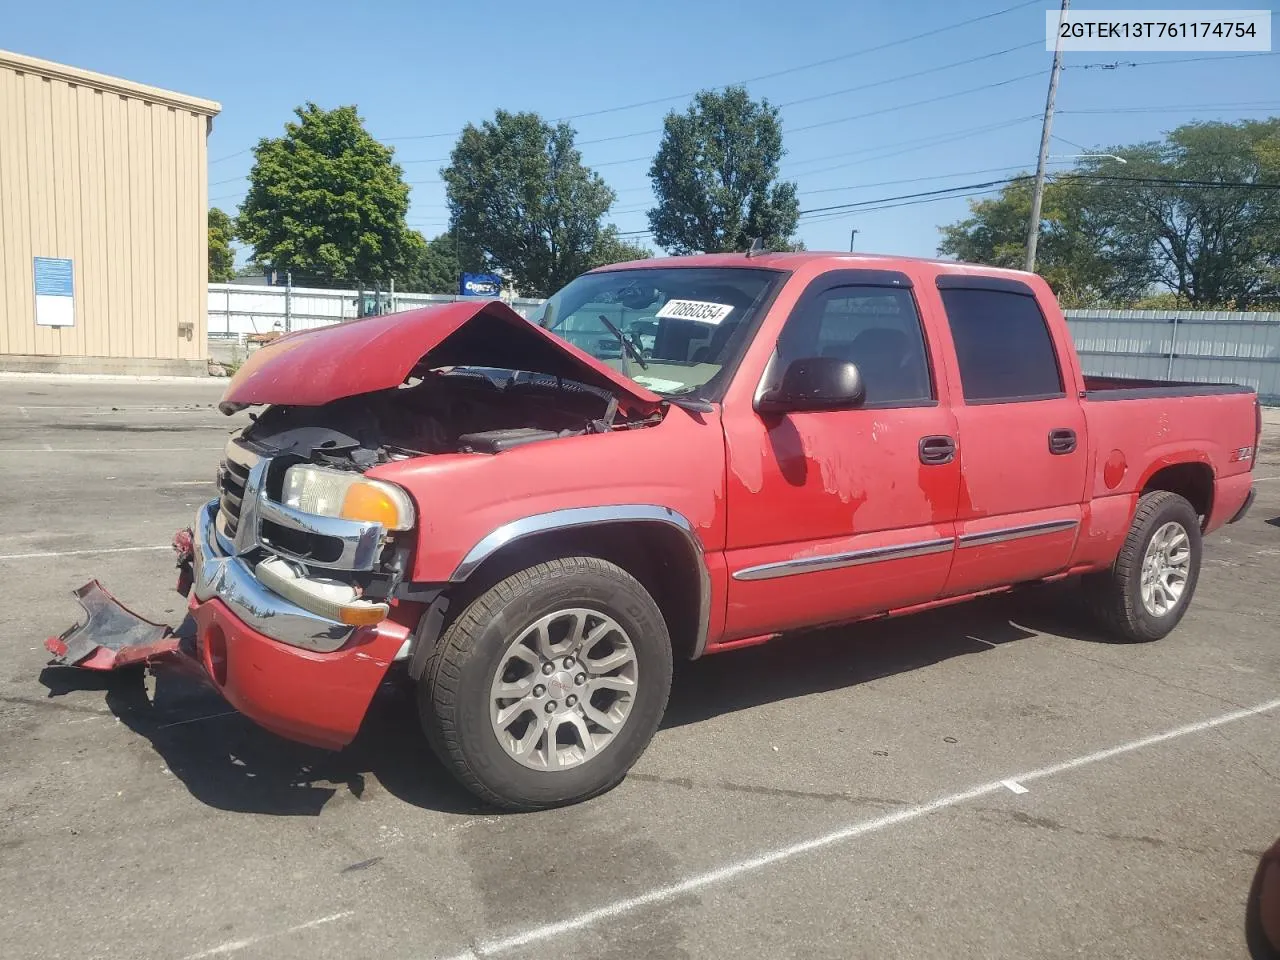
[236,367,660,468]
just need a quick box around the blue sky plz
[5,0,1278,263]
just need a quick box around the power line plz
[787,115,1042,178]
[781,114,1036,171]
[616,167,1280,237]
[572,41,1044,149]
[377,0,1042,142]
[1061,100,1280,115]
[803,184,1016,221]
[209,148,252,165]
[795,171,1280,219]
[540,72,1050,176]
[777,41,1040,109]
[799,177,1032,217]
[799,164,1037,197]
[786,71,1047,135]
[1067,51,1280,71]
[1058,173,1280,190]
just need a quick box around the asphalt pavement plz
[0,374,1277,960]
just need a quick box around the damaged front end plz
[42,298,666,750]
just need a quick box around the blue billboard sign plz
[460,273,502,297]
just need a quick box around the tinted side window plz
[939,288,1063,402]
[778,286,934,406]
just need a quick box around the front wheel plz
[419,556,673,810]
[1084,490,1203,642]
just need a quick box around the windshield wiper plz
[598,315,648,370]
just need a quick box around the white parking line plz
[1000,779,1029,794]
[158,710,238,730]
[181,910,355,959]
[1254,476,1280,483]
[0,545,169,561]
[443,696,1280,959]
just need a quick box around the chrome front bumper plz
[192,499,357,652]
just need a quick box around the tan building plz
[0,50,220,375]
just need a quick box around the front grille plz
[217,441,256,539]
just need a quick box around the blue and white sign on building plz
[460,273,502,297]
[33,257,75,328]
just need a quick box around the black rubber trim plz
[1084,384,1255,401]
[965,392,1068,406]
[1229,486,1256,524]
[935,273,1035,296]
[814,268,914,288]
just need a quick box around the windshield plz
[535,267,786,400]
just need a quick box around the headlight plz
[282,465,415,531]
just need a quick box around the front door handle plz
[919,435,956,465]
[1049,428,1077,455]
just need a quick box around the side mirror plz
[756,355,866,415]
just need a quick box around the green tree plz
[442,111,622,297]
[237,103,421,285]
[647,86,799,255]
[937,178,1145,306]
[207,207,236,282]
[1075,119,1280,308]
[938,118,1280,308]
[397,232,470,294]
[589,228,652,268]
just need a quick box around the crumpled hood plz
[219,299,663,415]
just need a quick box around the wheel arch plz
[1139,460,1215,527]
[449,506,712,661]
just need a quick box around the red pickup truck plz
[50,251,1260,810]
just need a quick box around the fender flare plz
[448,505,713,658]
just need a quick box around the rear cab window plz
[936,275,1064,403]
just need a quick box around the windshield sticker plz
[655,299,735,325]
[632,375,687,392]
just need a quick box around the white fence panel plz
[1064,308,1280,404]
[207,283,547,340]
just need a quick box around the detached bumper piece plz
[44,580,180,670]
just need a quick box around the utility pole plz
[1025,0,1069,274]
[849,228,859,252]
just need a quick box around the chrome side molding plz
[956,518,1079,548]
[733,518,1080,581]
[732,538,954,582]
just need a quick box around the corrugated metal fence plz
[206,282,547,337]
[1065,308,1280,404]
[206,287,1280,405]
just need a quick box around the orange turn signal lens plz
[340,481,412,529]
[338,602,390,626]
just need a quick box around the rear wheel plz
[419,556,672,810]
[1084,490,1202,642]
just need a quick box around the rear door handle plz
[919,435,956,465]
[1049,428,1077,455]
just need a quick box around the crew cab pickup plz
[48,252,1261,810]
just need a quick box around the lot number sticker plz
[655,299,735,325]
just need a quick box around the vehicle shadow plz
[38,589,1100,816]
[662,589,1094,728]
[37,621,481,818]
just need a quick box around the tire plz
[419,556,673,811]
[1084,490,1203,643]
